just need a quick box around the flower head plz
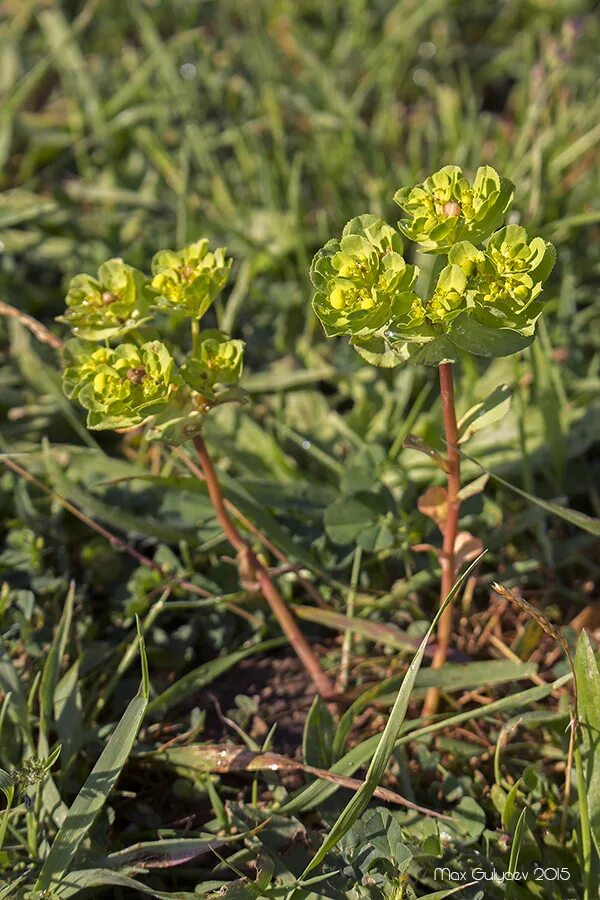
[394,165,514,253]
[150,239,231,318]
[310,214,419,337]
[64,340,180,430]
[449,225,556,329]
[62,339,114,400]
[180,329,244,397]
[58,259,148,340]
[426,265,468,326]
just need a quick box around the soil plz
[196,648,322,758]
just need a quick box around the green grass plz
[0,1,600,897]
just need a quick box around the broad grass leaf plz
[294,605,419,653]
[55,868,201,898]
[417,886,478,899]
[0,767,14,852]
[0,642,34,750]
[54,660,83,770]
[506,808,527,900]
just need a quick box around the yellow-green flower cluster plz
[394,165,514,253]
[310,215,422,339]
[150,239,232,318]
[58,239,245,439]
[311,168,556,365]
[64,339,179,430]
[58,259,149,340]
[181,330,244,398]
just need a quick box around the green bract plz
[150,239,231,318]
[394,165,514,253]
[63,340,180,430]
[310,215,419,338]
[57,259,149,340]
[180,329,244,398]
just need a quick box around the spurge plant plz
[310,164,556,714]
[59,238,337,700]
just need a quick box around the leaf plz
[34,628,150,893]
[55,869,202,899]
[449,313,534,357]
[506,808,527,899]
[40,582,75,742]
[417,886,478,899]
[294,605,419,653]
[303,696,336,769]
[42,443,200,544]
[443,796,486,845]
[0,641,34,750]
[108,834,250,871]
[151,743,436,813]
[453,531,484,569]
[0,767,14,852]
[575,630,600,856]
[54,660,83,769]
[297,555,483,881]
[457,473,489,501]
[407,334,457,366]
[458,384,512,442]
[340,807,412,876]
[324,493,394,550]
[9,320,98,449]
[418,485,448,526]
[0,874,29,899]
[352,335,406,368]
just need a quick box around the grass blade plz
[34,625,150,892]
[39,581,75,746]
[506,807,527,899]
[574,631,600,856]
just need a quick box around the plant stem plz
[0,299,64,350]
[192,434,337,700]
[422,361,461,717]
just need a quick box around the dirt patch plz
[197,649,325,757]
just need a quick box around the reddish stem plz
[192,435,337,700]
[422,362,461,717]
